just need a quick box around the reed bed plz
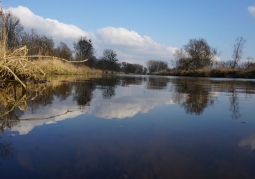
[0,43,100,88]
[34,58,101,76]
[0,45,46,88]
[0,9,101,89]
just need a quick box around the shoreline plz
[150,69,255,79]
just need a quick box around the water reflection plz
[0,76,255,178]
[0,134,13,170]
[96,77,120,99]
[1,76,255,135]
[146,77,168,90]
[73,81,95,106]
[171,79,215,115]
[0,136,13,159]
[0,83,47,132]
[239,134,255,150]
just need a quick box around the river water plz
[1,75,255,179]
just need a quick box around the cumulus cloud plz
[6,6,177,65]
[248,6,255,17]
[7,6,93,48]
[96,27,178,65]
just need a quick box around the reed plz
[34,58,101,76]
[0,9,101,89]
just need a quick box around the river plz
[1,75,255,179]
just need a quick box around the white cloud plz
[7,6,94,48]
[6,6,177,66]
[248,6,255,17]
[96,27,177,65]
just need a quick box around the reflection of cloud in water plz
[10,84,183,134]
[11,101,86,135]
[90,86,183,119]
[239,134,255,150]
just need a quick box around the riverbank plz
[34,58,101,76]
[151,69,255,79]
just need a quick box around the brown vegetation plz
[0,9,101,89]
[152,68,255,78]
[34,58,101,75]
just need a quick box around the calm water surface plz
[1,75,255,179]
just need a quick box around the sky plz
[2,0,255,66]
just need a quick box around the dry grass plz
[0,45,46,88]
[0,9,102,89]
[34,58,101,76]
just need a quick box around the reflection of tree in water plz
[0,83,47,132]
[73,81,95,106]
[182,83,214,115]
[229,94,241,120]
[101,86,116,99]
[95,77,120,99]
[146,77,168,90]
[171,79,255,118]
[171,79,215,115]
[0,77,111,132]
[229,83,241,120]
[0,135,13,160]
[210,80,254,120]
[119,76,143,87]
[54,82,73,101]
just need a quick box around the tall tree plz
[232,37,246,69]
[0,12,24,50]
[98,49,119,72]
[20,29,55,56]
[73,36,94,61]
[174,38,219,71]
[146,60,168,73]
[54,42,72,60]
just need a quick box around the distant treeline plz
[1,11,148,74]
[2,11,254,75]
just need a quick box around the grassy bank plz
[151,69,255,79]
[34,58,101,76]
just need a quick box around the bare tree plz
[232,37,246,69]
[20,29,55,56]
[97,49,119,72]
[0,12,24,50]
[146,60,168,73]
[239,57,255,70]
[73,36,94,61]
[54,42,72,60]
[173,49,191,71]
[173,38,219,71]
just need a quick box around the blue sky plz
[3,0,255,66]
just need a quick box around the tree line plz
[1,11,150,74]
[171,37,254,71]
[147,37,254,74]
[2,11,254,75]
